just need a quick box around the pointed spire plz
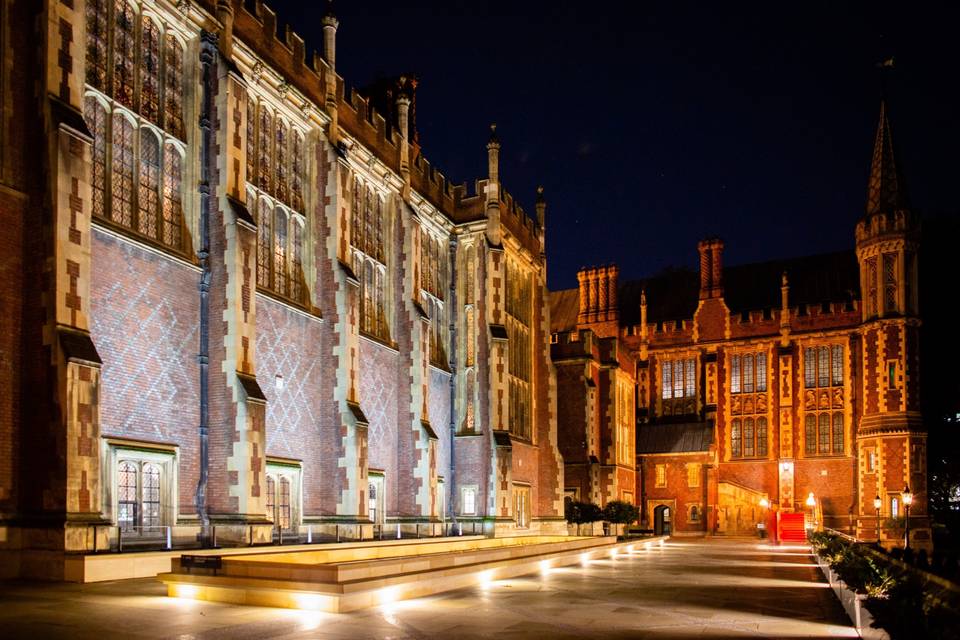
[865,101,908,217]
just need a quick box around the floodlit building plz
[551,103,930,548]
[0,0,564,579]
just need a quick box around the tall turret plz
[854,101,928,550]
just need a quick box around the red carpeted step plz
[779,513,806,542]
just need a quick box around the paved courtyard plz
[0,538,854,639]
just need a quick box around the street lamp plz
[902,485,913,550]
[873,495,882,545]
[806,492,816,530]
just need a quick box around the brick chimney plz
[697,238,724,299]
[577,265,619,325]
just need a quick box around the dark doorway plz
[654,505,672,536]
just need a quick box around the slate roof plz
[636,421,714,454]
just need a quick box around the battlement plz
[224,0,495,222]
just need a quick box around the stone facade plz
[0,0,562,580]
[551,103,930,548]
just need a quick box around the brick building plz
[0,0,565,579]
[551,102,930,547]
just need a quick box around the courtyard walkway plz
[0,538,855,639]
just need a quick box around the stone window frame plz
[265,460,302,532]
[350,177,391,344]
[801,341,848,458]
[655,464,667,488]
[420,227,450,368]
[686,463,700,488]
[250,186,308,307]
[84,91,188,255]
[727,346,771,461]
[101,438,178,534]
[505,256,534,441]
[460,484,479,516]
[657,353,699,417]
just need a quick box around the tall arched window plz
[805,414,816,455]
[163,34,184,139]
[86,0,108,90]
[731,419,742,458]
[86,97,107,218]
[274,208,288,297]
[245,97,308,304]
[279,477,291,530]
[266,475,276,523]
[349,179,389,341]
[743,418,755,457]
[275,119,288,203]
[138,128,160,239]
[112,0,136,108]
[162,143,183,248]
[140,16,160,123]
[142,462,161,528]
[818,413,830,455]
[84,2,187,252]
[832,414,844,455]
[117,460,137,531]
[111,112,135,227]
[257,198,272,288]
[757,417,768,457]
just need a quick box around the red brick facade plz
[0,0,563,579]
[551,104,930,548]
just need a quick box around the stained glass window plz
[818,413,830,454]
[818,346,830,387]
[743,354,754,393]
[85,0,108,90]
[757,417,768,456]
[832,414,844,455]
[731,419,741,458]
[805,415,816,455]
[743,418,755,457]
[832,345,843,386]
[731,355,741,394]
[257,198,271,288]
[138,129,160,239]
[85,97,107,219]
[140,17,160,123]
[804,347,816,387]
[274,209,288,297]
[756,354,766,391]
[275,120,288,203]
[291,130,304,212]
[112,1,136,108]
[258,105,272,193]
[111,113,134,226]
[162,143,183,248]
[163,35,184,139]
[291,219,303,303]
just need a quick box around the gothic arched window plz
[86,97,107,218]
[85,0,108,90]
[258,105,272,193]
[257,198,272,288]
[805,414,816,455]
[291,130,304,212]
[112,0,136,108]
[818,413,830,455]
[349,179,390,341]
[140,16,161,123]
[757,417,768,456]
[162,143,183,248]
[275,119,288,203]
[274,208,289,297]
[731,419,742,458]
[832,413,844,455]
[111,112,135,227]
[137,128,160,239]
[163,34,184,139]
[291,219,304,303]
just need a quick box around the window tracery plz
[802,344,845,456]
[84,2,186,252]
[505,259,532,440]
[246,96,309,304]
[729,352,768,459]
[660,356,696,416]
[348,178,389,341]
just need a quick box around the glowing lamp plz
[806,492,816,508]
[759,498,769,509]
[873,495,882,510]
[902,486,913,506]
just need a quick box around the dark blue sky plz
[269,1,960,290]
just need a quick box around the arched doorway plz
[654,505,672,536]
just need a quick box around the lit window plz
[891,497,899,519]
[505,259,532,439]
[462,486,477,516]
[514,485,531,528]
[349,179,390,342]
[655,464,666,488]
[687,463,700,488]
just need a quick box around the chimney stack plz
[576,265,620,325]
[485,124,501,245]
[697,238,724,299]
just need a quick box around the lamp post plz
[806,492,816,530]
[759,498,769,539]
[873,495,882,545]
[902,485,913,550]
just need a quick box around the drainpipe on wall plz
[195,31,217,544]
[447,235,458,530]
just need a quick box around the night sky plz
[268,1,960,291]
